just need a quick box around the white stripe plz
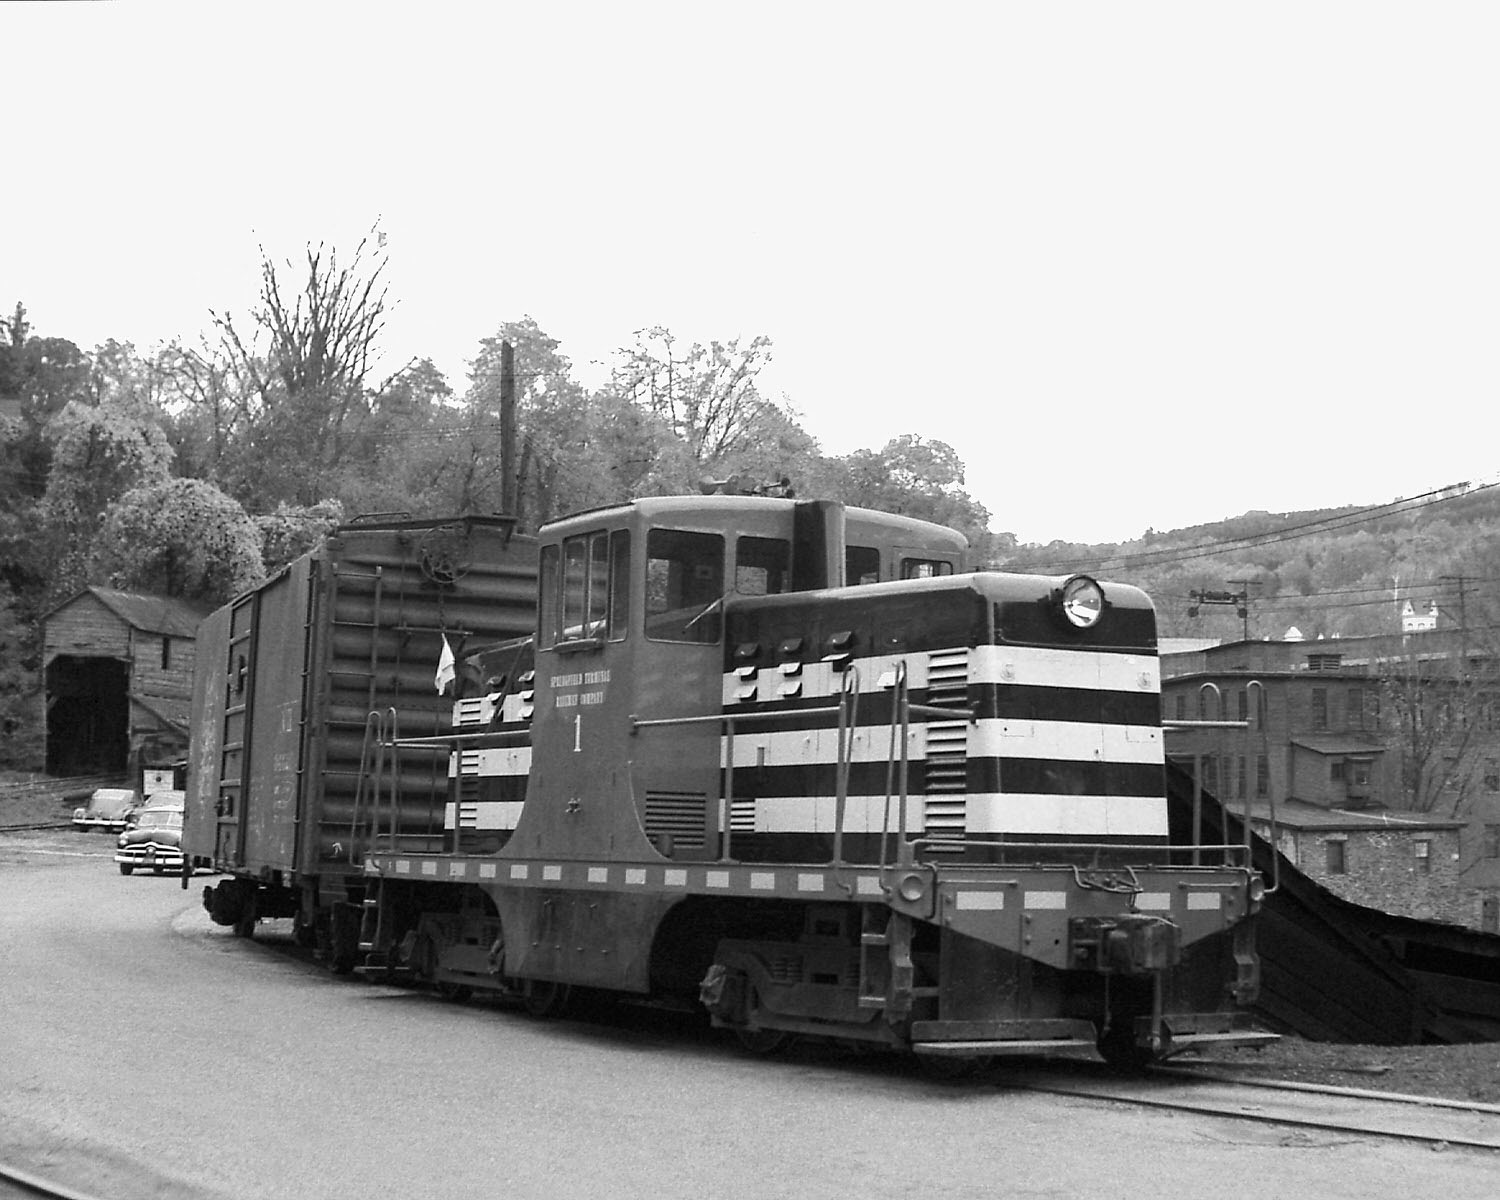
[724,719,1162,768]
[1136,892,1172,911]
[664,869,688,887]
[455,746,533,778]
[966,793,1167,837]
[741,792,1166,837]
[588,867,608,883]
[797,873,825,892]
[747,795,926,834]
[625,868,646,885]
[706,871,731,889]
[750,872,776,890]
[444,801,525,831]
[956,891,1006,911]
[542,864,562,881]
[722,645,1157,705]
[1187,892,1223,911]
[1025,891,1068,910]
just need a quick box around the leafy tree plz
[255,499,345,576]
[0,581,43,769]
[96,478,265,606]
[38,377,175,600]
[206,229,404,508]
[611,328,781,469]
[834,434,1006,564]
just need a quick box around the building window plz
[1325,840,1346,874]
[1348,687,1363,730]
[160,636,172,670]
[1236,690,1248,723]
[1486,762,1500,793]
[1414,840,1431,874]
[1175,694,1187,721]
[1236,755,1247,799]
[1330,760,1345,782]
[1483,825,1500,859]
[1311,687,1328,731]
[1483,897,1499,934]
[1256,755,1269,798]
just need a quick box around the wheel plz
[118,864,133,876]
[435,981,474,1003]
[733,1026,791,1056]
[522,979,572,1018]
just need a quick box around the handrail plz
[830,667,860,867]
[350,710,386,864]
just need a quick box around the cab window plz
[543,530,627,648]
[847,545,880,585]
[646,528,724,643]
[735,536,791,596]
[901,557,954,579]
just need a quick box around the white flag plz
[434,634,456,695]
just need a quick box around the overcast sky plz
[6,2,1498,544]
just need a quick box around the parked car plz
[115,796,186,875]
[73,788,140,833]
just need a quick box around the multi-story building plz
[1161,629,1500,931]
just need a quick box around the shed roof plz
[45,587,209,638]
[1245,799,1464,831]
[1290,735,1386,757]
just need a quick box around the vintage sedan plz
[115,797,186,875]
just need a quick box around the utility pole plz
[1189,585,1253,641]
[1440,573,1469,661]
[499,340,516,517]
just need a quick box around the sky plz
[5,2,1499,545]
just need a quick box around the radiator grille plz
[924,648,970,844]
[644,791,707,850]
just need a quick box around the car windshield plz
[141,810,183,828]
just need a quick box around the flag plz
[434,634,456,695]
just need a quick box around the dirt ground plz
[1187,1036,1500,1104]
[5,780,1497,1107]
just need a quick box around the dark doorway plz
[46,656,129,775]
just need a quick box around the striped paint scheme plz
[721,642,1168,843]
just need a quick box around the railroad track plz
[0,1159,106,1200]
[998,1060,1500,1151]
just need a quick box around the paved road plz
[2,830,1495,1200]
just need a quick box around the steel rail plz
[1002,1067,1500,1151]
[0,1158,108,1200]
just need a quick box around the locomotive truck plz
[190,495,1271,1067]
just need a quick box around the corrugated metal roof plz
[46,587,209,637]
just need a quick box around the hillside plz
[999,481,1500,642]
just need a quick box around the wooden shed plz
[41,587,209,778]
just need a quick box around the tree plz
[207,229,404,508]
[255,500,345,576]
[96,478,265,606]
[611,328,782,469]
[37,374,175,599]
[834,434,1005,563]
[0,580,42,769]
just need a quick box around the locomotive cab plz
[514,497,965,862]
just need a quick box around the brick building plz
[1163,631,1500,931]
[41,587,208,779]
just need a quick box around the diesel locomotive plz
[193,494,1271,1067]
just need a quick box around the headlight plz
[1059,575,1105,629]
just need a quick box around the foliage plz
[255,500,346,576]
[96,478,266,606]
[833,434,1010,564]
[0,581,43,769]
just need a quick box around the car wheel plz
[119,864,133,876]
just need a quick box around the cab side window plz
[847,545,880,585]
[901,557,954,579]
[735,536,791,596]
[543,530,626,648]
[646,528,724,643]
